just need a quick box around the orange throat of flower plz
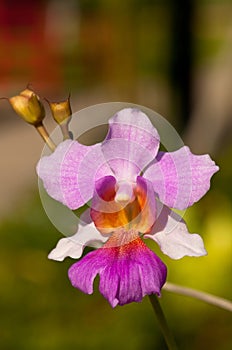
[91,178,155,236]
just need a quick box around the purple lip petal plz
[37,140,113,210]
[144,202,207,259]
[68,233,167,307]
[101,108,160,181]
[143,146,219,210]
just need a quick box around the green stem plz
[149,294,178,350]
[163,282,232,312]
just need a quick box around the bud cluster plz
[4,87,73,151]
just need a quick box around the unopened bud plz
[9,88,45,126]
[47,95,72,125]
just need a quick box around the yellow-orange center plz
[91,179,154,235]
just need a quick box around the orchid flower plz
[37,108,219,307]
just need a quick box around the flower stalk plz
[149,294,178,350]
[163,282,232,312]
[35,122,56,152]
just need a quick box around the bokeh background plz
[0,0,232,349]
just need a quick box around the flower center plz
[115,181,135,204]
[90,176,155,236]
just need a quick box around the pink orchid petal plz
[144,203,207,259]
[101,108,160,181]
[37,140,113,210]
[68,230,167,307]
[143,146,219,210]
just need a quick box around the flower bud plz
[9,88,45,126]
[47,95,72,125]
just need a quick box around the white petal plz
[145,203,207,259]
[48,235,84,261]
[48,211,108,261]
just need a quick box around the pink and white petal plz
[144,203,207,259]
[68,231,167,307]
[101,108,160,181]
[37,140,113,210]
[144,146,219,210]
[48,214,108,261]
[101,139,147,182]
[106,108,160,153]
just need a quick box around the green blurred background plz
[0,0,231,349]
